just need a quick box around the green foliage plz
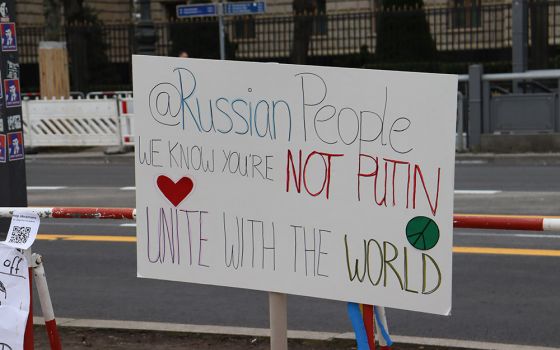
[375,0,436,62]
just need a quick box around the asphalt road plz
[22,155,560,348]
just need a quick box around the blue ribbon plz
[374,306,393,346]
[347,302,370,350]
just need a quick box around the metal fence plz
[18,1,560,92]
[16,5,516,64]
[428,3,512,51]
[20,2,560,64]
[18,24,134,65]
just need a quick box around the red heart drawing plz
[156,175,194,207]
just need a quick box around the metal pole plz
[218,0,226,60]
[135,0,156,55]
[512,0,528,73]
[457,92,465,152]
[269,292,288,350]
[468,64,483,149]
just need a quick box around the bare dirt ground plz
[32,325,469,350]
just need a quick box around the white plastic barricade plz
[86,91,133,99]
[22,98,120,147]
[117,96,134,146]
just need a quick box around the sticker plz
[0,22,15,51]
[0,2,8,23]
[3,211,40,249]
[6,60,18,79]
[4,79,19,107]
[6,115,20,131]
[7,131,22,161]
[0,134,5,163]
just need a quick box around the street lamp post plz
[0,0,28,235]
[135,0,156,55]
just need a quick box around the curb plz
[33,317,560,350]
[455,152,560,165]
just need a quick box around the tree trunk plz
[63,0,88,91]
[63,0,84,21]
[44,0,62,41]
[291,0,317,65]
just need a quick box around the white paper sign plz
[134,56,457,315]
[0,245,30,350]
[4,211,40,249]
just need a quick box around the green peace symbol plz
[405,216,440,251]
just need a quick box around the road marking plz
[456,160,488,165]
[35,234,560,257]
[454,190,501,195]
[27,186,67,190]
[38,234,135,242]
[453,246,560,257]
[120,186,136,190]
[457,232,560,239]
[120,223,137,227]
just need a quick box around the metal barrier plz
[22,98,121,147]
[481,71,560,134]
[465,67,560,148]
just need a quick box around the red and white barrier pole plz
[0,207,136,220]
[2,208,559,232]
[454,214,560,231]
[32,254,62,350]
[3,208,560,230]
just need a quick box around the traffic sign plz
[176,4,218,18]
[224,1,266,15]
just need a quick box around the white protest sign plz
[0,245,30,350]
[4,211,40,249]
[134,56,457,315]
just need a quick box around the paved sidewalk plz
[32,318,560,350]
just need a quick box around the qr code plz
[9,226,31,244]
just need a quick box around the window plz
[450,0,481,29]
